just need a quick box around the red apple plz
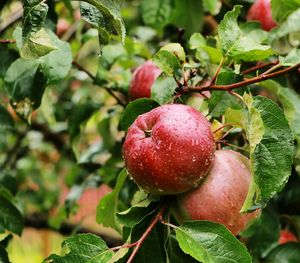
[177,149,260,235]
[123,104,215,195]
[246,0,277,31]
[278,230,298,244]
[129,61,162,100]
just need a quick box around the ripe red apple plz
[176,150,260,235]
[246,0,277,31]
[129,61,162,100]
[278,230,298,244]
[123,104,215,195]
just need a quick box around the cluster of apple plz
[123,61,259,235]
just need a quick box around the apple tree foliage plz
[0,0,300,262]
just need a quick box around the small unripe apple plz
[177,150,260,235]
[278,230,298,244]
[246,0,277,31]
[129,61,162,100]
[123,104,215,195]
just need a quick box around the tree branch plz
[189,63,300,92]
[72,61,126,107]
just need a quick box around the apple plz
[176,149,260,235]
[129,61,162,100]
[56,18,70,37]
[123,104,215,195]
[246,0,277,31]
[278,230,298,244]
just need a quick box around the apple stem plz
[0,39,16,44]
[213,123,236,134]
[126,204,167,263]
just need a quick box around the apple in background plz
[123,104,215,195]
[176,150,260,236]
[129,61,162,100]
[278,230,298,244]
[246,0,277,31]
[56,18,70,37]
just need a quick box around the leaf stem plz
[213,123,235,134]
[210,56,225,85]
[0,39,16,44]
[72,61,126,107]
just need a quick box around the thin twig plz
[0,39,16,44]
[126,205,167,263]
[217,140,249,152]
[72,61,126,107]
[210,57,225,85]
[241,61,278,75]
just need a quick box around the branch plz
[72,61,126,107]
[241,61,278,75]
[0,39,16,44]
[117,204,167,263]
[189,63,300,92]
[25,214,122,247]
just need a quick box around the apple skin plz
[177,150,260,235]
[123,104,215,195]
[278,230,298,244]
[129,61,162,100]
[246,0,277,31]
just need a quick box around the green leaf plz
[69,103,100,142]
[153,50,181,76]
[5,58,47,121]
[270,8,300,41]
[175,221,252,263]
[203,0,220,15]
[207,71,244,117]
[117,196,158,228]
[265,243,300,263]
[219,5,275,61]
[141,0,173,29]
[0,46,18,78]
[0,105,14,131]
[45,233,113,263]
[37,29,72,84]
[151,76,176,105]
[120,98,159,131]
[21,27,57,59]
[0,195,23,235]
[241,206,280,258]
[242,95,294,211]
[259,80,300,175]
[189,33,206,50]
[22,0,48,41]
[169,0,204,37]
[279,48,300,66]
[80,0,125,45]
[166,235,199,263]
[96,169,127,232]
[0,245,9,263]
[160,43,186,63]
[271,0,300,23]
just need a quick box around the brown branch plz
[189,63,300,92]
[72,61,126,107]
[0,39,16,44]
[126,205,167,263]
